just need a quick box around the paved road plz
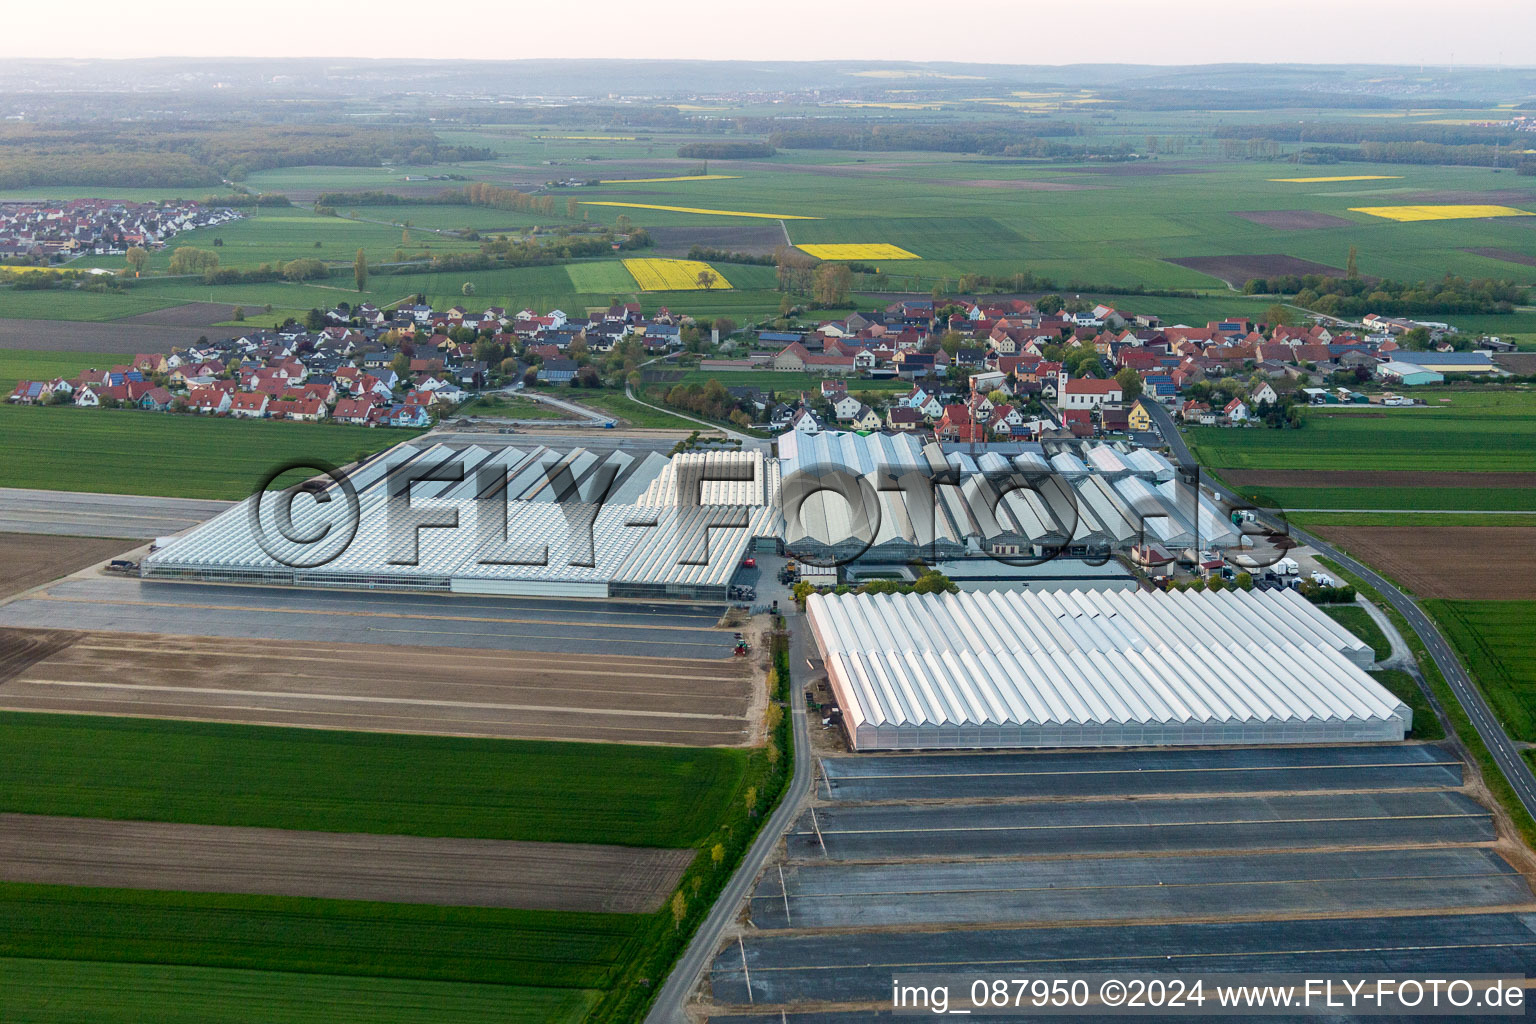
[644,613,812,1024]
[1151,401,1536,825]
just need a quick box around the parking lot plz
[706,743,1536,1014]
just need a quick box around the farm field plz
[0,954,600,1024]
[1426,600,1536,743]
[1242,485,1536,513]
[1289,511,1536,529]
[1308,526,1536,600]
[565,260,640,294]
[9,152,1535,330]
[0,814,692,912]
[0,711,749,847]
[0,883,638,991]
[0,535,134,600]
[146,207,484,272]
[1188,390,1536,477]
[623,258,731,291]
[0,349,131,391]
[0,406,416,500]
[0,630,755,746]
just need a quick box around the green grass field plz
[1290,511,1536,529]
[148,208,484,272]
[1324,605,1392,662]
[1249,485,1536,513]
[1424,600,1536,743]
[0,406,417,500]
[0,955,597,1024]
[1189,390,1536,476]
[1368,669,1445,741]
[0,350,131,391]
[0,883,635,989]
[0,712,748,848]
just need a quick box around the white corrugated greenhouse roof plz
[144,441,773,592]
[807,588,1403,750]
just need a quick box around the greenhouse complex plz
[806,588,1409,750]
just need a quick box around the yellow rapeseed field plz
[797,243,920,261]
[581,201,818,220]
[1269,175,1403,183]
[598,175,742,184]
[1349,204,1535,222]
[623,258,733,291]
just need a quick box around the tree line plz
[0,122,492,189]
[675,141,774,159]
[1244,273,1527,316]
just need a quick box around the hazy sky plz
[3,0,1532,64]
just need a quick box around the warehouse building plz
[807,588,1405,750]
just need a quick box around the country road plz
[1141,397,1536,824]
[643,614,812,1024]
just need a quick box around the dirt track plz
[0,812,692,912]
[1222,469,1536,490]
[1314,525,1536,600]
[0,533,132,600]
[0,629,754,745]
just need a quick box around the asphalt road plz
[643,612,811,1024]
[1145,398,1536,826]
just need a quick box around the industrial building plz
[144,442,777,600]
[807,588,1407,750]
[779,430,1226,566]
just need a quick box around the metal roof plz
[144,441,771,592]
[807,588,1401,749]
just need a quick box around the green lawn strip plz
[0,713,748,849]
[1368,669,1445,742]
[1314,557,1536,849]
[1228,485,1536,513]
[0,350,132,392]
[0,883,634,989]
[0,406,416,500]
[1290,511,1536,529]
[1323,605,1392,662]
[1421,600,1536,744]
[0,956,596,1024]
[1185,392,1536,474]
